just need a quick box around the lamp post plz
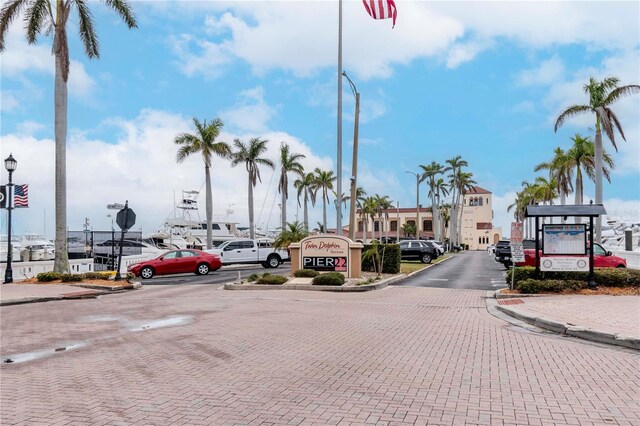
[4,154,17,284]
[343,71,360,241]
[405,171,422,239]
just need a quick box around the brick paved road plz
[1,285,639,425]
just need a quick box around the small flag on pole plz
[14,184,29,208]
[362,0,397,28]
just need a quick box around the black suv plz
[398,240,439,264]
[494,239,536,268]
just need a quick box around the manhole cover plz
[498,298,524,305]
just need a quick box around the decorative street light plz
[4,153,17,284]
[343,71,360,241]
[405,171,423,239]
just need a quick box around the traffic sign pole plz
[114,200,136,281]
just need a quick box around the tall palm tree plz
[362,196,379,241]
[554,76,639,241]
[0,0,137,273]
[533,176,559,206]
[420,161,444,241]
[278,142,305,233]
[378,196,394,241]
[175,118,230,249]
[439,203,451,245]
[231,138,275,239]
[454,171,476,246]
[444,155,468,246]
[432,178,450,242]
[294,172,317,232]
[313,168,335,233]
[535,147,574,222]
[353,186,367,241]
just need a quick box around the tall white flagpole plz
[336,0,343,235]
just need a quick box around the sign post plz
[114,201,136,280]
[509,222,524,290]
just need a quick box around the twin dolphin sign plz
[292,235,363,278]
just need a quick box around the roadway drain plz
[498,298,524,305]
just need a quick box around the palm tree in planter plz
[273,221,309,250]
[278,142,305,233]
[231,138,275,239]
[175,118,230,249]
[554,76,639,241]
[0,0,138,272]
[313,168,336,233]
[294,172,317,232]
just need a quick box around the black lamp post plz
[343,71,360,241]
[4,153,17,284]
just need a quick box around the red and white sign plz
[510,222,523,243]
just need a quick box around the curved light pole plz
[405,171,422,239]
[4,154,17,283]
[343,71,360,241]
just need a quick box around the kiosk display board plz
[542,224,587,255]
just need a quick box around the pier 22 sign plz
[300,236,350,272]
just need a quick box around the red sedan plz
[516,243,627,268]
[128,249,222,279]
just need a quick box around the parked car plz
[516,243,627,268]
[205,238,289,268]
[398,240,439,264]
[487,244,496,254]
[495,240,536,268]
[425,240,445,255]
[128,249,222,279]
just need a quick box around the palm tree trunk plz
[458,201,465,247]
[205,165,213,249]
[594,123,603,243]
[575,169,583,224]
[281,185,287,233]
[303,195,309,231]
[560,191,566,224]
[361,213,366,242]
[322,191,327,233]
[53,50,70,273]
[248,177,255,239]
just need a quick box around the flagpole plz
[336,0,343,235]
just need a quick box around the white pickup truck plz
[205,238,289,268]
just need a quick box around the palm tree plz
[278,142,305,233]
[454,171,476,246]
[0,0,137,273]
[273,221,309,250]
[444,155,468,246]
[439,203,451,245]
[174,118,230,249]
[535,147,574,222]
[230,138,275,239]
[313,168,335,233]
[362,196,378,241]
[419,161,443,240]
[533,176,559,206]
[353,186,367,241]
[378,196,394,241]
[431,178,449,241]
[554,76,639,241]
[294,172,317,232]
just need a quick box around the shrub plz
[60,274,84,283]
[361,244,400,274]
[312,272,346,286]
[507,266,640,287]
[36,272,62,282]
[248,273,259,282]
[262,272,271,278]
[516,279,585,294]
[256,274,288,285]
[293,269,319,278]
[83,272,107,280]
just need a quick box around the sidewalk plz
[494,293,640,350]
[0,283,135,306]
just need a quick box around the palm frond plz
[74,0,99,58]
[104,0,137,29]
[25,0,50,45]
[595,106,617,148]
[0,0,30,51]
[603,84,640,106]
[554,104,591,132]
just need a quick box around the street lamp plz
[405,171,422,239]
[343,71,360,241]
[4,153,17,284]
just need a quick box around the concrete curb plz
[68,281,142,292]
[494,288,552,299]
[224,274,404,292]
[495,304,640,351]
[0,282,142,307]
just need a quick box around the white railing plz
[0,259,94,282]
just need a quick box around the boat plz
[601,217,640,252]
[0,235,22,262]
[19,234,55,261]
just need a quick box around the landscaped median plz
[16,271,141,292]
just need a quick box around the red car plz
[517,243,627,268]
[128,249,222,279]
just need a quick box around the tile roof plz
[464,185,491,195]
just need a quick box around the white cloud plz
[0,91,19,112]
[220,86,277,133]
[1,109,334,237]
[516,56,565,87]
[15,121,46,136]
[446,40,492,69]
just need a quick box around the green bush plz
[312,272,346,286]
[516,279,585,294]
[293,269,319,278]
[361,244,400,274]
[256,274,288,285]
[262,272,271,278]
[83,272,107,280]
[507,266,640,288]
[60,273,84,283]
[36,272,62,282]
[247,273,259,282]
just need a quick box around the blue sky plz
[1,0,639,237]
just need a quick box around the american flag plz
[14,184,28,208]
[362,0,397,28]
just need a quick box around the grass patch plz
[400,262,428,274]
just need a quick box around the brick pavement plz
[1,285,639,425]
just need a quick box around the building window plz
[390,220,398,232]
[407,220,415,227]
[374,221,380,232]
[357,221,363,232]
[486,198,489,205]
[479,197,483,206]
[423,220,432,232]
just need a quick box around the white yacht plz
[601,218,640,252]
[0,236,22,262]
[19,234,55,261]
